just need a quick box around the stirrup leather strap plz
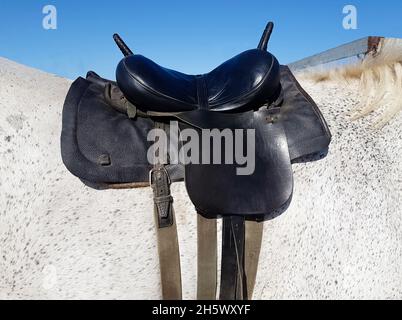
[151,122,182,300]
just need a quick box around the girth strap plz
[219,216,247,300]
[197,215,217,300]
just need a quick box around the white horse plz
[0,54,401,300]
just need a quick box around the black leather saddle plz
[61,22,331,300]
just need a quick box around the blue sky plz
[1,0,401,79]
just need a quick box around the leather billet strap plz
[197,215,217,300]
[151,122,182,300]
[218,217,264,300]
[103,82,148,119]
[219,216,247,300]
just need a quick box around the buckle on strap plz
[150,165,174,228]
[104,83,138,119]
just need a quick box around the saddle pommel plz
[113,33,134,57]
[257,21,274,51]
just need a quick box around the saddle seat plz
[116,49,281,113]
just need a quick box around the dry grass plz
[299,39,402,128]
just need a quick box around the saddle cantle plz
[60,22,331,300]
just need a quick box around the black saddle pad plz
[61,75,183,188]
[61,68,331,219]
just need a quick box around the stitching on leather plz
[196,75,209,110]
[121,52,278,110]
[283,66,332,140]
[209,53,278,108]
[121,59,198,107]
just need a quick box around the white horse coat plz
[0,58,401,299]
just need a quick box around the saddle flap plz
[182,110,293,220]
